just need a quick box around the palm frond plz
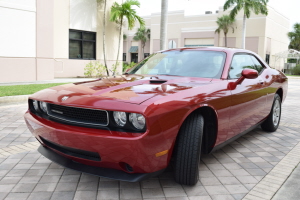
[224,0,238,10]
[126,0,141,7]
[224,0,268,20]
[215,15,235,35]
[244,3,251,18]
[133,27,151,46]
[229,6,240,19]
[110,0,145,30]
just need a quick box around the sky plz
[136,0,299,31]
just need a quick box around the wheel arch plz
[173,105,219,155]
[276,87,283,102]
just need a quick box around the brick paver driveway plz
[0,79,299,200]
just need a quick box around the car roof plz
[159,46,256,54]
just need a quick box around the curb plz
[0,95,29,104]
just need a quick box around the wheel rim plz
[272,99,281,127]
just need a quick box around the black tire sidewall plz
[261,94,282,132]
[172,113,204,185]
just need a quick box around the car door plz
[227,53,267,139]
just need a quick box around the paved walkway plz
[0,79,299,200]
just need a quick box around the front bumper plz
[24,111,174,174]
[38,145,165,182]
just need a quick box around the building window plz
[266,54,270,64]
[144,53,150,58]
[123,53,126,61]
[69,29,96,59]
[131,53,138,63]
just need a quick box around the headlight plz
[39,101,48,113]
[32,100,39,111]
[129,113,145,130]
[113,111,127,127]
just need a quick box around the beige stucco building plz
[123,6,289,70]
[0,0,122,83]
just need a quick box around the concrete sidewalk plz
[273,163,300,200]
[0,78,96,86]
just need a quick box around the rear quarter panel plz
[264,69,288,113]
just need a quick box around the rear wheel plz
[261,94,281,132]
[173,113,204,185]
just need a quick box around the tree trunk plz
[160,0,168,50]
[102,0,109,76]
[114,18,123,76]
[142,42,145,59]
[242,12,246,49]
[224,32,227,47]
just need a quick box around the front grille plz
[48,103,108,127]
[40,137,101,161]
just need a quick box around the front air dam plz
[38,145,165,182]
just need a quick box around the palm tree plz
[288,23,300,51]
[224,0,268,49]
[97,0,110,76]
[160,0,168,50]
[133,27,150,59]
[215,15,235,47]
[110,0,145,75]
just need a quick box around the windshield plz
[128,50,226,78]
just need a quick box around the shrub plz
[123,62,136,73]
[112,62,120,75]
[84,61,95,77]
[292,65,300,75]
[288,58,297,63]
[84,61,108,77]
[95,61,106,77]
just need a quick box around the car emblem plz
[51,109,63,114]
[62,96,69,101]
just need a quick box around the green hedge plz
[292,65,300,75]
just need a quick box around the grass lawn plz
[0,83,69,97]
[286,75,300,77]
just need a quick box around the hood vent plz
[149,80,167,84]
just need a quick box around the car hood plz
[31,75,212,105]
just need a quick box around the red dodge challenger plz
[24,47,287,185]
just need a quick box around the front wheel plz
[261,94,281,132]
[173,113,204,185]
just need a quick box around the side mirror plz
[228,68,258,90]
[241,68,258,79]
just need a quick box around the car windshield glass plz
[127,50,226,78]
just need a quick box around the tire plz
[261,94,281,132]
[173,112,204,185]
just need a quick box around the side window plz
[250,55,264,73]
[229,54,255,79]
